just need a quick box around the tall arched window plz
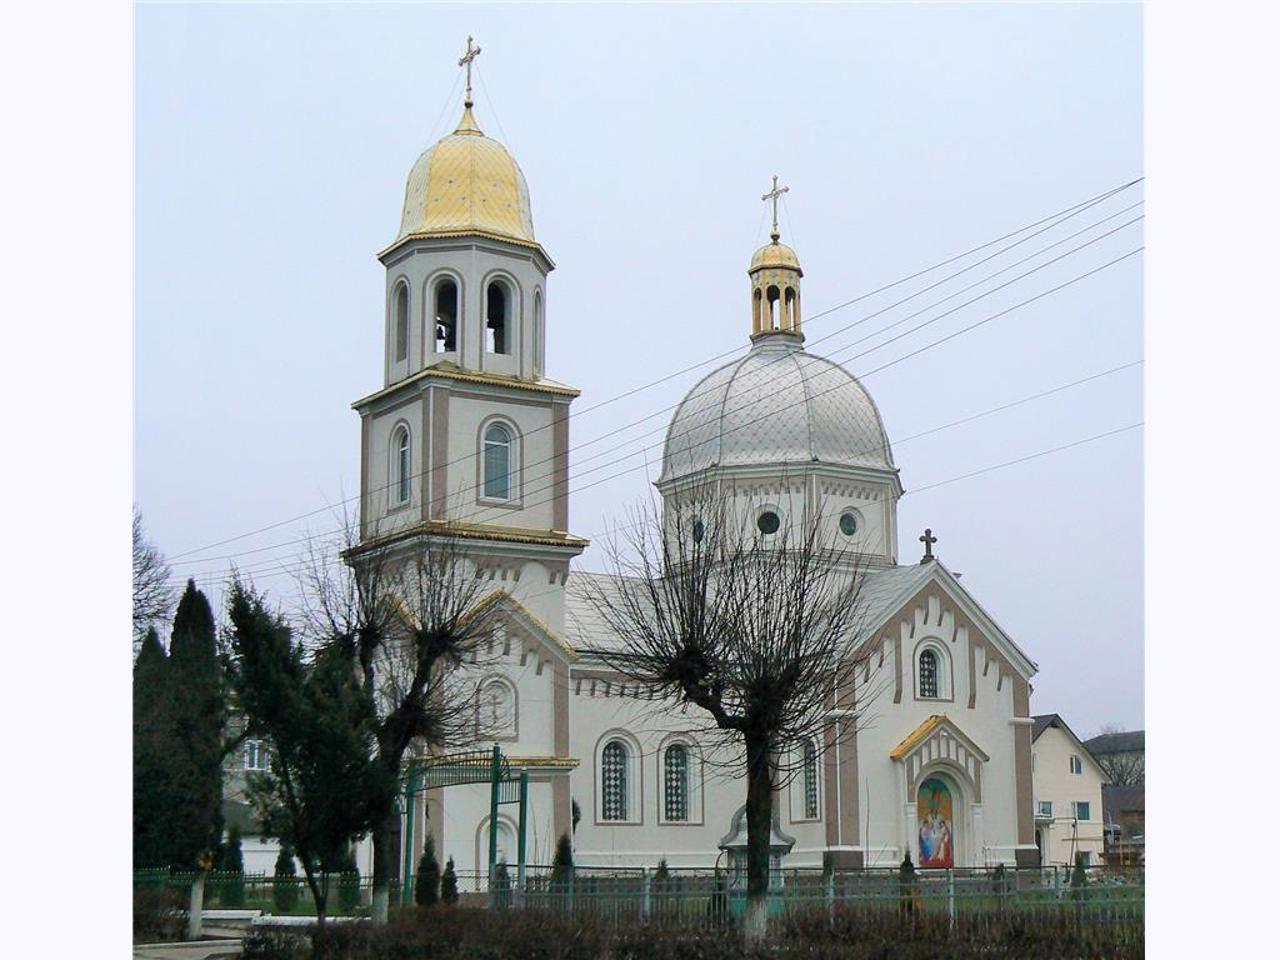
[394,283,409,362]
[393,426,410,505]
[664,744,689,822]
[434,278,458,353]
[919,649,939,699]
[483,423,513,500]
[533,291,544,373]
[766,285,781,330]
[601,740,628,821]
[486,281,508,354]
[802,740,819,819]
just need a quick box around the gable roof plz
[889,714,990,763]
[1085,730,1145,755]
[1031,712,1108,777]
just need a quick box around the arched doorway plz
[917,775,956,868]
[475,815,517,874]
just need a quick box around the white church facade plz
[349,57,1041,881]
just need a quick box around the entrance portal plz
[917,777,955,868]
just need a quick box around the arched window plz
[601,740,628,821]
[394,283,409,362]
[434,279,458,353]
[919,649,939,699]
[802,740,819,819]
[477,678,516,739]
[533,291,544,373]
[766,285,781,330]
[393,426,410,505]
[784,287,796,330]
[482,423,513,500]
[664,744,689,822]
[486,281,508,354]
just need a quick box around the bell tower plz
[351,39,586,634]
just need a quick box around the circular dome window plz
[757,511,780,535]
[692,519,705,543]
[839,512,858,537]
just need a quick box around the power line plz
[173,419,1143,598]
[170,357,1141,586]
[166,180,1142,564]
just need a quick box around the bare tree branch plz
[133,507,174,645]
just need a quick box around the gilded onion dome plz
[394,104,537,248]
[749,239,803,273]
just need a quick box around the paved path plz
[133,939,242,960]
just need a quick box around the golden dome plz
[749,239,803,274]
[394,106,537,248]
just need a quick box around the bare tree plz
[580,484,879,937]
[1091,723,1144,786]
[133,507,174,645]
[297,513,500,923]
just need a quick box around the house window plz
[1037,800,1053,818]
[802,740,819,819]
[244,739,268,772]
[664,745,689,822]
[1072,801,1091,821]
[1070,754,1083,775]
[601,740,629,821]
[483,423,513,500]
[919,649,939,699]
[393,426,411,505]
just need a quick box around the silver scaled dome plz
[658,334,895,483]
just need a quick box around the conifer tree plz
[551,832,574,885]
[273,844,300,914]
[168,580,226,866]
[133,626,176,868]
[222,822,245,907]
[415,834,440,907]
[440,857,459,904]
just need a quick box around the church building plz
[349,48,1040,880]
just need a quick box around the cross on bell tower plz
[919,528,938,564]
[459,35,482,108]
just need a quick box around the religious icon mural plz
[917,777,954,868]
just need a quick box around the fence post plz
[642,867,651,921]
[826,869,835,928]
[947,868,956,928]
[1054,864,1063,899]
[187,872,205,941]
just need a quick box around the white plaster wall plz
[367,396,426,535]
[381,240,548,386]
[1031,726,1106,866]
[851,595,1022,867]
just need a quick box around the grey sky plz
[135,2,1143,735]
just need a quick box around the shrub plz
[441,856,459,904]
[133,885,185,943]
[493,858,512,908]
[551,832,574,885]
[273,844,300,914]
[337,850,361,914]
[415,834,440,907]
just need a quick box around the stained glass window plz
[664,745,689,821]
[919,649,939,698]
[602,740,628,821]
[803,740,819,819]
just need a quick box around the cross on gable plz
[919,528,938,564]
[459,35,482,107]
[761,174,789,241]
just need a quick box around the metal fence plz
[134,863,1143,928]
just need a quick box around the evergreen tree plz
[440,857,459,904]
[493,858,512,908]
[133,626,176,868]
[550,832,574,885]
[273,844,300,914]
[221,822,245,908]
[338,850,361,914]
[1070,851,1089,904]
[168,580,226,867]
[415,834,440,907]
[225,580,391,925]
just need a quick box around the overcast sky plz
[135,2,1143,736]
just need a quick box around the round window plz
[757,511,780,535]
[692,519,705,543]
[839,512,858,537]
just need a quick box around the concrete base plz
[133,940,242,960]
[823,849,865,870]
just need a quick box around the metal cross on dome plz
[761,174,789,242]
[459,35,482,107]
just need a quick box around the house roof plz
[1102,784,1145,822]
[1085,730,1145,755]
[889,714,989,762]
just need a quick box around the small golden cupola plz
[749,175,803,340]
